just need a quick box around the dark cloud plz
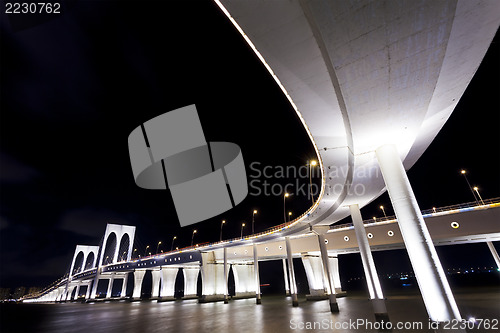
[0,152,39,183]
[59,208,132,238]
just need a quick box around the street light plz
[170,236,177,251]
[252,210,257,234]
[241,223,246,239]
[288,211,292,222]
[144,245,150,257]
[284,193,289,223]
[309,160,317,205]
[220,220,226,242]
[156,241,162,254]
[473,186,485,205]
[133,248,137,259]
[373,217,377,222]
[191,230,197,247]
[433,207,437,213]
[380,205,387,218]
[460,169,478,203]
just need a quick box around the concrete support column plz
[183,267,200,299]
[85,282,92,300]
[65,285,76,301]
[376,144,461,323]
[57,287,65,301]
[302,256,327,299]
[282,259,290,295]
[487,242,500,269]
[159,267,178,301]
[132,270,146,301]
[224,248,229,304]
[285,237,299,307]
[231,264,255,298]
[328,256,343,294]
[105,274,115,299]
[74,283,81,300]
[200,252,226,302]
[253,244,262,304]
[121,274,128,298]
[350,204,389,322]
[318,234,339,312]
[151,270,161,300]
[90,268,101,300]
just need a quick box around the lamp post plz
[220,220,226,242]
[460,169,479,203]
[380,205,387,218]
[156,241,162,254]
[133,248,137,259]
[309,160,317,205]
[170,236,177,251]
[252,210,257,234]
[241,223,246,239]
[191,230,197,247]
[473,186,485,205]
[284,193,289,223]
[288,211,292,222]
[433,207,437,213]
[144,245,150,257]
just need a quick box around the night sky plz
[1,1,499,289]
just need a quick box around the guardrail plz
[330,197,500,231]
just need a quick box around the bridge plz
[25,200,500,314]
[23,0,500,329]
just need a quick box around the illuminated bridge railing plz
[139,198,500,259]
[330,197,500,231]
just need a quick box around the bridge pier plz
[302,255,327,300]
[131,270,146,301]
[183,267,200,300]
[105,273,115,299]
[223,248,229,303]
[74,282,81,300]
[328,255,344,295]
[253,244,262,304]
[285,237,299,307]
[282,259,290,295]
[199,252,226,303]
[158,267,178,301]
[350,204,390,323]
[317,233,339,313]
[232,263,256,299]
[151,269,161,300]
[487,242,500,269]
[377,144,462,325]
[120,273,128,298]
[57,286,65,302]
[85,281,92,300]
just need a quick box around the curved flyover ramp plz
[216,0,500,227]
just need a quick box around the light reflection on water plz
[2,289,499,333]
